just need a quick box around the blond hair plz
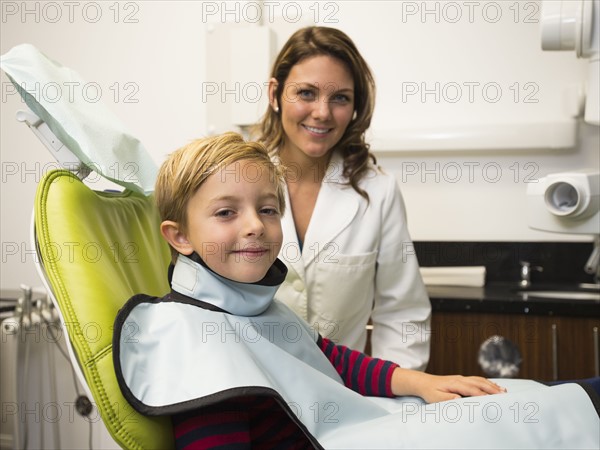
[155,132,286,262]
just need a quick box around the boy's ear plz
[160,220,194,255]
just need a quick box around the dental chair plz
[33,168,174,449]
[4,40,600,450]
[1,43,174,449]
[0,40,174,450]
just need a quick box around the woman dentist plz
[255,26,431,370]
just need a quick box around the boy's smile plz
[181,160,283,283]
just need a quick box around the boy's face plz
[180,160,283,283]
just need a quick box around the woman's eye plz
[331,93,351,104]
[298,89,316,101]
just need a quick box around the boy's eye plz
[215,209,235,218]
[260,207,279,216]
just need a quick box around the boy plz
[114,133,599,449]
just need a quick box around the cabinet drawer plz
[428,312,600,381]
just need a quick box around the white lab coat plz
[275,152,432,370]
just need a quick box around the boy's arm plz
[318,336,398,397]
[171,401,252,449]
[391,368,507,403]
[317,337,506,403]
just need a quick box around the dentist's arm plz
[370,175,431,370]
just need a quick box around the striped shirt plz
[172,336,399,449]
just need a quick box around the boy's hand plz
[391,368,507,403]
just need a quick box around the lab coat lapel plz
[280,183,306,281]
[303,153,359,268]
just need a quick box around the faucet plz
[584,235,600,284]
[519,261,543,288]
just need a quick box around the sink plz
[519,290,600,301]
[516,284,600,301]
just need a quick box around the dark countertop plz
[427,282,600,318]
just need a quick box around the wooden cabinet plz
[427,311,600,381]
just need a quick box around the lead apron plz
[114,255,600,449]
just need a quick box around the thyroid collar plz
[170,253,288,316]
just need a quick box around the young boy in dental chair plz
[113,133,599,449]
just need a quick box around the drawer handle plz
[552,324,558,381]
[594,327,599,377]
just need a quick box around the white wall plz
[203,1,599,241]
[2,0,598,292]
[1,2,210,292]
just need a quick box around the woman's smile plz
[302,124,333,136]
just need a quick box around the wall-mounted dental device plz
[527,171,600,234]
[541,0,600,125]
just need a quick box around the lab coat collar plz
[303,152,359,267]
[280,184,306,280]
[170,253,288,316]
[279,151,360,270]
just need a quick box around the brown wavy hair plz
[253,26,376,199]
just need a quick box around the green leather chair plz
[34,169,174,449]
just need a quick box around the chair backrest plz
[34,169,174,449]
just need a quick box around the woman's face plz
[274,55,355,163]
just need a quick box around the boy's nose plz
[243,212,265,237]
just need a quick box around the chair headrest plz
[1,44,157,194]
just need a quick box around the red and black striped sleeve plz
[317,336,398,397]
[172,400,251,449]
[172,396,314,450]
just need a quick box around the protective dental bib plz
[114,255,600,449]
